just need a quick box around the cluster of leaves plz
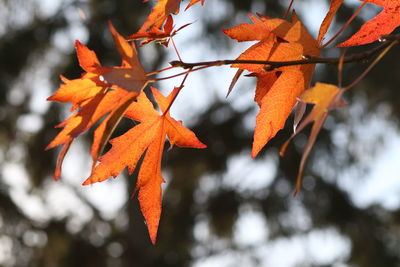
[47,0,400,243]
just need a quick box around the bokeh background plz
[0,0,400,266]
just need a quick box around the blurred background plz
[0,0,400,266]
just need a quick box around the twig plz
[154,65,211,81]
[171,37,183,62]
[283,0,295,20]
[169,34,400,71]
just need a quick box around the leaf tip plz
[292,187,299,197]
[82,178,92,186]
[251,148,259,159]
[199,143,207,149]
[54,170,61,181]
[75,39,83,47]
[150,232,157,245]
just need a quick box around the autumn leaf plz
[224,12,320,157]
[223,13,276,43]
[185,0,205,11]
[138,0,204,35]
[48,74,104,110]
[75,41,102,74]
[127,15,174,47]
[83,87,206,243]
[139,0,181,32]
[104,22,149,92]
[338,0,400,46]
[126,15,191,47]
[280,83,346,194]
[318,0,344,45]
[46,87,134,179]
[47,23,149,180]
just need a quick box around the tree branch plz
[169,34,400,71]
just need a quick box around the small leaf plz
[280,83,345,194]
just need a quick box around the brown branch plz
[169,34,400,71]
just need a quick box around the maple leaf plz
[47,23,149,180]
[338,0,400,46]
[47,87,135,179]
[138,0,204,33]
[126,15,191,47]
[318,0,344,45]
[280,83,346,194]
[104,22,149,92]
[224,12,320,157]
[139,0,181,32]
[83,87,206,243]
[223,13,276,45]
[185,0,205,11]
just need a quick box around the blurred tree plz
[0,0,399,267]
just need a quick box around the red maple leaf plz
[339,0,400,46]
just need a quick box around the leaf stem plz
[163,69,191,115]
[154,65,210,81]
[283,0,295,20]
[171,37,183,62]
[146,65,176,76]
[337,47,348,88]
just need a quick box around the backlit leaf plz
[280,83,346,194]
[338,0,400,46]
[224,12,320,157]
[83,87,206,243]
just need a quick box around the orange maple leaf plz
[224,12,321,157]
[126,15,191,47]
[280,83,346,194]
[47,22,149,180]
[139,0,181,32]
[318,0,344,45]
[138,0,204,33]
[83,87,206,244]
[185,0,205,11]
[338,0,400,46]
